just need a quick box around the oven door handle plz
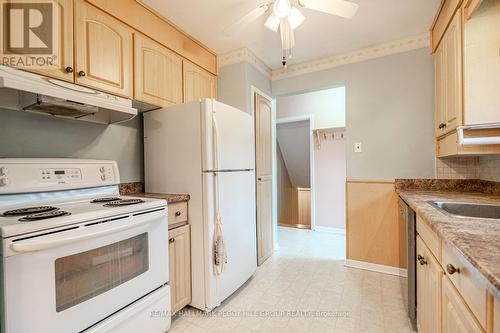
[10,212,164,253]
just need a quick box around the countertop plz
[398,189,500,300]
[132,192,190,204]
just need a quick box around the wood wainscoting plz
[346,179,403,270]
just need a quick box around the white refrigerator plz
[144,99,257,311]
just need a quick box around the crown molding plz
[271,33,430,80]
[218,48,272,79]
[218,33,430,82]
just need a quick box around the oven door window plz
[55,233,149,312]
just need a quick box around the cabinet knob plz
[446,264,460,275]
[438,123,446,129]
[78,70,86,77]
[65,66,74,73]
[417,254,427,265]
[169,238,175,243]
[175,211,182,217]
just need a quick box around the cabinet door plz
[183,61,216,102]
[75,0,133,97]
[134,34,183,107]
[24,0,74,82]
[442,276,483,333]
[444,10,463,133]
[168,224,191,314]
[417,236,443,333]
[434,41,447,137]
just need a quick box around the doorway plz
[276,117,314,230]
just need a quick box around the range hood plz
[0,65,138,124]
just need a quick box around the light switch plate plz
[355,142,362,153]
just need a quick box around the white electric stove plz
[0,159,171,333]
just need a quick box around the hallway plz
[169,227,413,333]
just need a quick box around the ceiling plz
[142,0,441,69]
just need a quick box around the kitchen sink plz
[429,201,500,220]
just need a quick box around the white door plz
[202,170,257,310]
[254,92,274,266]
[201,99,255,172]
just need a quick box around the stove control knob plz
[0,167,8,176]
[100,174,107,181]
[0,178,9,186]
[99,166,106,173]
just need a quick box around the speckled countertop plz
[398,190,500,300]
[131,192,190,204]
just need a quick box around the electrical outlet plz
[355,142,362,153]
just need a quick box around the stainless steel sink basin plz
[429,201,500,220]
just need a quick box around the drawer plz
[417,216,441,262]
[442,243,487,329]
[168,202,188,226]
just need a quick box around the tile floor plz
[169,227,415,333]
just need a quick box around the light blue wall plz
[0,109,144,182]
[217,62,272,114]
[272,48,436,179]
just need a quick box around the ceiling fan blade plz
[224,4,270,36]
[298,0,359,18]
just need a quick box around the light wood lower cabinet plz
[417,235,443,333]
[183,61,216,102]
[442,276,484,333]
[134,34,183,107]
[168,224,191,314]
[75,0,133,98]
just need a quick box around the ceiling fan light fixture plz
[264,12,280,32]
[288,7,305,29]
[273,0,291,18]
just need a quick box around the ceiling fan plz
[225,0,359,67]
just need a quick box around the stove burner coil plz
[2,206,59,217]
[91,197,122,203]
[19,210,71,222]
[104,199,145,207]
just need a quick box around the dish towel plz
[213,212,227,276]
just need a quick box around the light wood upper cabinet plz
[168,224,191,314]
[24,0,74,82]
[442,276,483,333]
[75,0,133,98]
[494,296,500,333]
[183,61,216,102]
[417,235,443,333]
[434,9,463,137]
[134,34,183,107]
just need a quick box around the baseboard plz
[314,226,346,235]
[344,259,407,277]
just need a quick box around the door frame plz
[275,114,316,231]
[250,86,279,251]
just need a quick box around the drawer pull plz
[446,264,460,275]
[417,254,427,265]
[175,211,182,217]
[169,238,175,243]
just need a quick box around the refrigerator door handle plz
[212,112,220,171]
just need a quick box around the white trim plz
[314,226,346,235]
[218,33,429,81]
[344,259,408,277]
[218,48,272,79]
[275,115,316,231]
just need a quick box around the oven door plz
[2,208,168,333]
